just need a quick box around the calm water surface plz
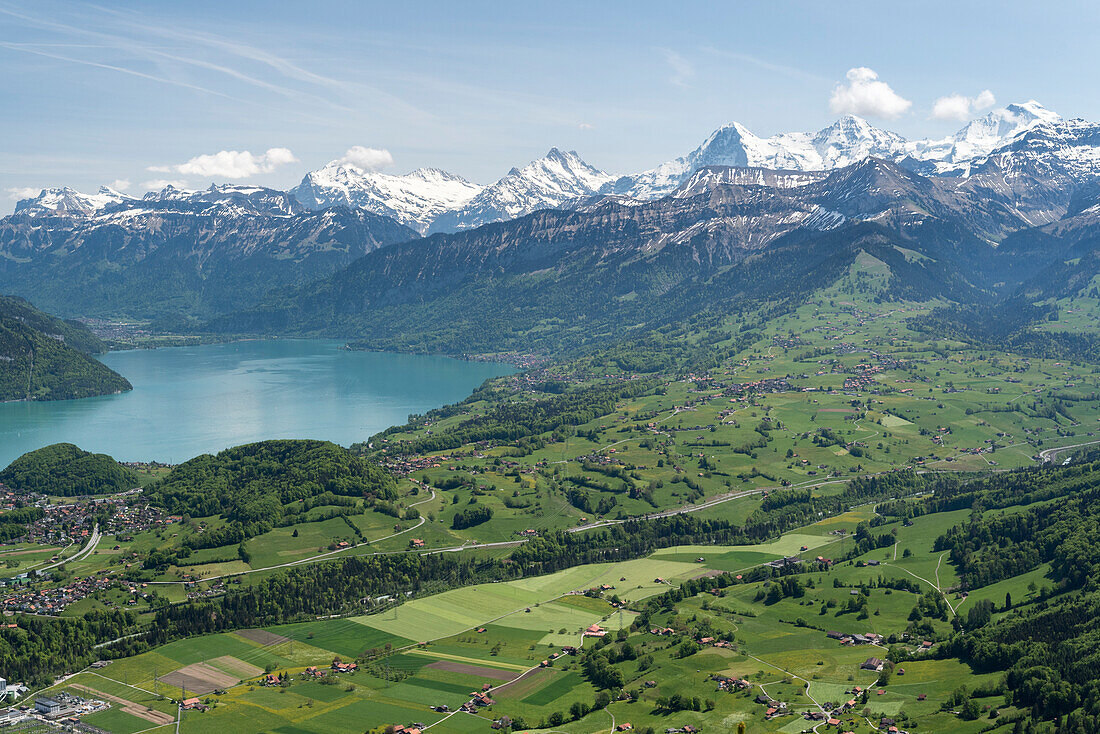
[0,340,514,466]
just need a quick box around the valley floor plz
[30,503,1018,734]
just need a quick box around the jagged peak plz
[822,156,925,188]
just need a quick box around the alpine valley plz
[6,98,1100,734]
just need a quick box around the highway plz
[37,523,100,574]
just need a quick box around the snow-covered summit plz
[163,184,301,214]
[811,114,910,168]
[614,115,910,199]
[428,148,615,233]
[15,101,1099,234]
[14,186,134,217]
[608,103,1075,199]
[906,101,1063,174]
[291,163,483,233]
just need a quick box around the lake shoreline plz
[0,339,516,467]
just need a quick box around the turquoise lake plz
[0,339,514,467]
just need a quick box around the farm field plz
[5,262,1100,734]
[38,272,1100,629]
[349,556,698,642]
[51,488,1046,734]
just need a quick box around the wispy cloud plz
[660,48,694,88]
[0,41,232,98]
[6,186,39,200]
[0,3,417,120]
[700,47,829,83]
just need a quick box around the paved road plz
[567,488,766,532]
[37,523,100,574]
[1039,438,1100,463]
[566,472,882,533]
[146,517,428,584]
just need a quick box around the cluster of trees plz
[0,610,136,685]
[911,299,1100,362]
[0,506,44,542]
[142,552,522,647]
[581,651,625,689]
[760,487,812,511]
[906,456,1100,724]
[371,380,656,455]
[0,443,138,496]
[923,460,1100,590]
[144,440,396,549]
[943,590,1100,722]
[451,505,493,529]
[114,466,914,671]
[760,576,808,604]
[564,487,617,516]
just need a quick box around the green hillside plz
[0,443,138,496]
[144,439,399,549]
[0,294,131,401]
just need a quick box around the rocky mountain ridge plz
[19,101,1092,234]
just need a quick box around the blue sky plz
[1,0,1098,211]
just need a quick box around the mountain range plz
[1,185,415,319]
[14,101,1081,233]
[4,100,1100,342]
[205,154,1093,354]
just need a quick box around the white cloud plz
[108,179,131,191]
[150,147,298,179]
[930,94,971,122]
[6,186,40,200]
[661,48,694,88]
[974,89,996,109]
[140,179,188,191]
[338,146,394,171]
[829,67,912,119]
[931,89,996,121]
[578,122,594,130]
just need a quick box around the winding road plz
[36,523,101,575]
[1039,438,1100,463]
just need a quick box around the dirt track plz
[425,660,516,681]
[160,662,240,695]
[236,628,291,646]
[70,683,175,726]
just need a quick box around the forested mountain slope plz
[0,193,416,320]
[0,295,130,401]
[207,158,1027,352]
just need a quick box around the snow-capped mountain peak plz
[428,148,614,233]
[508,147,614,198]
[290,162,483,234]
[616,115,909,199]
[14,185,135,217]
[810,114,908,167]
[908,101,1065,173]
[958,101,1061,149]
[141,184,197,202]
[15,100,1098,235]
